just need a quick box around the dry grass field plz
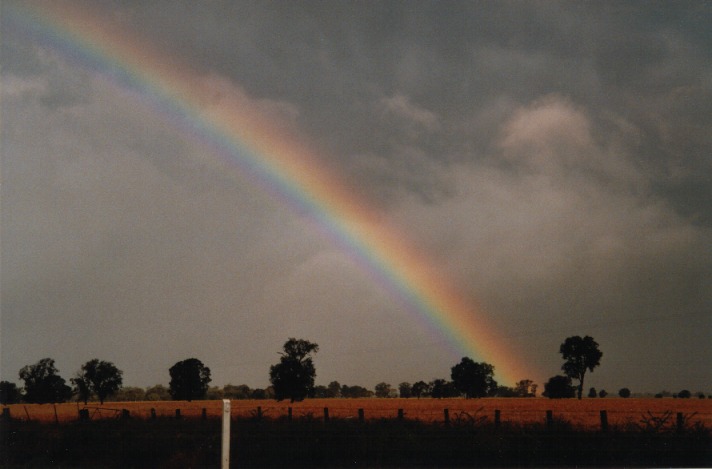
[5,397,712,429]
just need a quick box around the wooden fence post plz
[444,408,450,426]
[546,410,553,430]
[494,409,501,429]
[78,409,89,421]
[323,407,330,423]
[398,409,404,421]
[150,408,156,419]
[358,408,364,423]
[288,407,292,422]
[677,412,684,432]
[600,410,608,432]
[122,409,130,419]
[202,408,207,420]
[175,409,181,419]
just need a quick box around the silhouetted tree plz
[19,358,72,403]
[588,387,597,398]
[450,357,497,398]
[514,379,537,397]
[169,358,211,401]
[398,382,412,398]
[430,379,460,398]
[0,381,21,405]
[223,384,251,399]
[73,359,123,404]
[375,382,395,398]
[327,381,341,398]
[269,338,318,402]
[411,381,431,398]
[678,389,691,399]
[341,384,372,398]
[559,335,603,399]
[618,387,631,398]
[543,375,575,399]
[71,373,92,404]
[599,389,608,398]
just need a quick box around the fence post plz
[288,407,292,422]
[358,408,364,423]
[444,408,450,426]
[494,409,501,429]
[175,409,181,419]
[122,409,130,419]
[323,407,330,423]
[150,408,156,419]
[600,410,608,432]
[221,399,231,469]
[256,406,262,420]
[398,409,404,421]
[676,412,684,432]
[2,408,10,420]
[78,409,89,421]
[546,410,553,430]
[202,408,207,420]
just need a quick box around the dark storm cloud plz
[2,1,710,392]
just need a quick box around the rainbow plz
[7,2,531,385]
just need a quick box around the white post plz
[222,399,231,469]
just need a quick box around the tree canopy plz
[19,358,72,404]
[560,335,603,400]
[72,359,123,404]
[543,375,576,399]
[168,358,211,401]
[450,357,497,398]
[269,338,319,402]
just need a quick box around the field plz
[3,398,711,467]
[5,397,712,429]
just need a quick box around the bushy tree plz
[559,335,603,400]
[269,338,318,402]
[543,375,575,399]
[341,384,373,398]
[169,358,211,401]
[327,381,341,398]
[374,382,396,398]
[223,384,252,399]
[73,359,123,404]
[450,357,497,398]
[430,379,460,398]
[588,387,597,398]
[0,381,22,404]
[599,389,608,398]
[678,389,691,399]
[19,358,72,403]
[398,382,412,398]
[411,381,431,398]
[514,379,537,397]
[618,387,631,398]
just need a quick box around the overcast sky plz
[2,1,711,394]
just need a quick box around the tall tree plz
[559,335,603,400]
[411,381,431,399]
[19,358,72,403]
[269,338,318,402]
[73,359,123,404]
[450,357,498,398]
[169,358,211,401]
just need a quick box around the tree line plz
[2,335,708,405]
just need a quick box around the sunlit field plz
[6,397,711,429]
